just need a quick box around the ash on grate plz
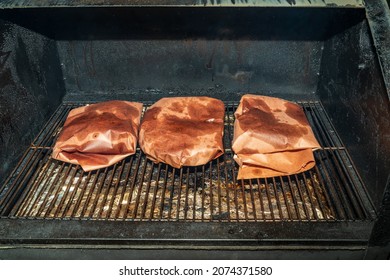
[16,155,334,221]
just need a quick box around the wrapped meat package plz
[232,94,321,179]
[139,97,225,168]
[52,100,143,171]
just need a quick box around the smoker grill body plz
[0,0,389,259]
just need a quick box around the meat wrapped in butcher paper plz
[232,94,321,179]
[139,97,225,168]
[52,100,143,171]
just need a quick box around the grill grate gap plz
[0,101,376,222]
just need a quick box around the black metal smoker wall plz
[0,18,66,186]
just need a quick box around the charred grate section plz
[0,101,376,221]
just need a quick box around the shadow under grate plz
[0,101,376,222]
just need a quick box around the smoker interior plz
[0,6,389,258]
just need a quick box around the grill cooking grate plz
[0,101,376,221]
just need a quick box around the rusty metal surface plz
[0,0,364,8]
